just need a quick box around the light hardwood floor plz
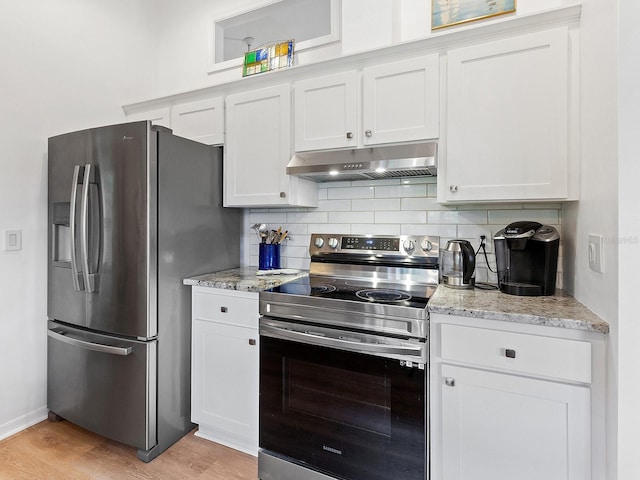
[0,420,257,480]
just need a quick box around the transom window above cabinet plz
[293,55,440,152]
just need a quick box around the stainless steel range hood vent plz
[286,142,437,182]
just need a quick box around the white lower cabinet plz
[430,314,605,480]
[440,364,590,480]
[191,287,259,456]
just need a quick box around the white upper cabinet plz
[125,107,171,129]
[362,55,440,146]
[294,54,439,152]
[438,27,577,203]
[170,97,224,145]
[294,71,359,151]
[225,84,318,207]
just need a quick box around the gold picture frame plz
[432,0,517,30]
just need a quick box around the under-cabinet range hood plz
[286,142,437,182]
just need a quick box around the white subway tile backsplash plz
[241,183,563,279]
[248,211,288,224]
[286,256,311,270]
[488,209,560,226]
[351,224,402,235]
[401,224,457,237]
[307,224,351,234]
[375,211,427,224]
[287,211,329,224]
[329,211,375,224]
[328,186,375,200]
[316,199,352,212]
[352,198,400,211]
[375,184,427,198]
[401,197,455,211]
[428,210,487,225]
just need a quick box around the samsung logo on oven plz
[322,445,343,455]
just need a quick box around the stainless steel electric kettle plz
[441,239,476,289]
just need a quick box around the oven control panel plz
[309,234,439,258]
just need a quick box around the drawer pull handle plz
[220,306,228,313]
[505,348,516,359]
[444,377,455,387]
[346,131,353,139]
[249,339,257,346]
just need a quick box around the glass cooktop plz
[266,276,434,310]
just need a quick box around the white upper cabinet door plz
[170,97,225,145]
[441,27,572,203]
[294,71,358,151]
[225,84,318,207]
[125,107,171,129]
[362,54,440,146]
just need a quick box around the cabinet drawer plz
[194,290,258,329]
[440,324,591,383]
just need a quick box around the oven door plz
[259,318,427,480]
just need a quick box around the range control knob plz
[328,237,339,249]
[421,239,433,252]
[403,239,415,253]
[314,237,325,248]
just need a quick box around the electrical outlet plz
[588,234,603,273]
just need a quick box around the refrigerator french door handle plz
[80,163,95,293]
[48,329,133,356]
[69,165,84,291]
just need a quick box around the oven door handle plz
[260,323,424,358]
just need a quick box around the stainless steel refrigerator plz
[46,121,241,461]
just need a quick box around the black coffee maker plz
[494,221,560,296]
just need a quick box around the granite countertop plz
[428,285,609,334]
[183,267,308,292]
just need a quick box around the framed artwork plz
[432,0,516,30]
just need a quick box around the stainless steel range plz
[258,233,439,480]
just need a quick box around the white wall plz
[617,1,640,478]
[560,1,619,478]
[0,0,158,440]
[152,0,562,96]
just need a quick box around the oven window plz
[260,335,426,480]
[287,358,391,436]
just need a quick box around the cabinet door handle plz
[346,131,353,139]
[365,130,372,137]
[249,338,257,346]
[444,377,455,387]
[279,191,286,198]
[220,306,228,313]
[449,185,458,193]
[505,348,516,359]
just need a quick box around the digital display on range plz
[341,237,400,251]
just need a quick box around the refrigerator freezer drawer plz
[47,321,157,451]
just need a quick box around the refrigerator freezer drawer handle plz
[69,165,84,291]
[47,329,133,356]
[80,164,95,293]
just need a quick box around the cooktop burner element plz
[355,288,412,303]
[311,284,336,294]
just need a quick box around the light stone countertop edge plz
[183,267,308,292]
[428,285,609,334]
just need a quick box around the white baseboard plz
[0,407,48,441]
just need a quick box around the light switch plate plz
[4,230,22,251]
[588,234,603,273]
